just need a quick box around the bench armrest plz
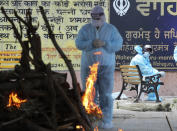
[144,74,162,80]
[143,74,163,85]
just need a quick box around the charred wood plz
[0,6,96,131]
[39,6,93,130]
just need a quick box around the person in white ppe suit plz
[174,46,177,62]
[75,6,123,129]
[130,45,165,101]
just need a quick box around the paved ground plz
[106,109,177,131]
[99,96,177,131]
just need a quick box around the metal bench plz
[116,65,164,102]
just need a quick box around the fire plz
[118,129,124,131]
[7,92,27,108]
[93,51,102,55]
[76,125,83,130]
[94,126,98,131]
[75,125,98,131]
[82,62,102,118]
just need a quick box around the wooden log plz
[14,9,46,72]
[54,80,91,131]
[0,115,25,128]
[1,7,34,65]
[0,78,44,93]
[0,82,19,92]
[24,119,53,131]
[0,70,67,87]
[19,41,30,72]
[0,71,19,82]
[45,64,57,130]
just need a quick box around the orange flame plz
[76,125,98,131]
[76,125,83,129]
[7,92,27,108]
[94,126,99,131]
[118,129,124,131]
[82,62,102,118]
[94,51,102,55]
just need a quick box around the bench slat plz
[122,73,139,77]
[124,80,141,85]
[123,77,140,80]
[120,65,137,68]
[121,69,138,72]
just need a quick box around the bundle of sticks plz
[0,6,94,131]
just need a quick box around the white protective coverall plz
[174,46,177,62]
[75,6,123,129]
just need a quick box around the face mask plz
[91,15,105,28]
[143,52,150,58]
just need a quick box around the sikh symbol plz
[113,0,130,16]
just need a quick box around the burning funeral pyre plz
[0,6,102,131]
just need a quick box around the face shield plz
[143,45,152,58]
[144,45,152,53]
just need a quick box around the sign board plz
[110,0,177,71]
[0,0,109,70]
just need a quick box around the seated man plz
[174,46,177,62]
[130,45,165,101]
